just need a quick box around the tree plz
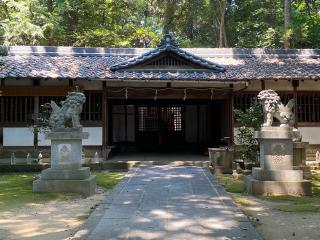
[234,100,263,163]
[1,0,320,48]
[284,0,292,48]
[1,0,47,45]
[212,0,228,47]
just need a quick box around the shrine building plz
[1,34,320,159]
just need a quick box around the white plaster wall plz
[3,127,34,146]
[38,131,51,146]
[38,127,103,146]
[83,127,103,146]
[299,127,320,145]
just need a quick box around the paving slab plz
[85,165,261,240]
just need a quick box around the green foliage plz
[0,171,124,210]
[0,173,79,209]
[94,171,124,189]
[227,0,284,48]
[234,100,263,163]
[215,174,246,193]
[1,0,320,48]
[33,102,52,133]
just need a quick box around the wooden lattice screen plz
[138,105,183,132]
[0,96,34,123]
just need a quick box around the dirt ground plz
[235,195,320,240]
[0,188,106,240]
[1,180,320,240]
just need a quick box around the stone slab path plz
[86,166,261,240]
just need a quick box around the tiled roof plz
[1,47,320,81]
[110,34,225,72]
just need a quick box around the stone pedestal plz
[208,147,234,174]
[293,142,312,180]
[245,127,312,196]
[33,129,96,196]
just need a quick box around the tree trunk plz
[47,0,53,13]
[163,0,176,34]
[284,0,291,48]
[218,0,228,48]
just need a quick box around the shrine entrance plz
[110,99,232,152]
[136,104,185,150]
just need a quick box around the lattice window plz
[234,92,320,123]
[234,93,257,111]
[138,105,183,132]
[234,93,294,111]
[39,92,102,122]
[0,96,34,123]
[297,93,320,122]
[81,92,102,121]
[147,55,189,66]
[138,106,159,132]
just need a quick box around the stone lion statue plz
[49,91,86,129]
[257,89,294,127]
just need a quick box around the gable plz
[129,52,209,71]
[110,34,225,73]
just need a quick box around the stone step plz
[102,160,210,170]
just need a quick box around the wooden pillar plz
[220,88,234,145]
[227,85,235,143]
[261,80,265,90]
[33,96,39,151]
[0,79,3,151]
[229,90,235,143]
[69,79,74,87]
[292,80,299,128]
[102,82,109,159]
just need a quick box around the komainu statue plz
[257,89,294,127]
[49,91,86,129]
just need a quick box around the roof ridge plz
[4,46,320,58]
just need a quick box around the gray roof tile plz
[1,49,320,81]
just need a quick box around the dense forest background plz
[0,0,319,48]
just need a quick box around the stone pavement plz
[86,165,261,240]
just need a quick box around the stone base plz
[252,167,303,181]
[245,175,312,196]
[33,175,96,196]
[293,165,312,180]
[40,167,91,180]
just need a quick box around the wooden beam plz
[106,88,230,100]
[102,82,109,158]
[0,86,83,96]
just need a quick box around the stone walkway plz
[86,166,261,240]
